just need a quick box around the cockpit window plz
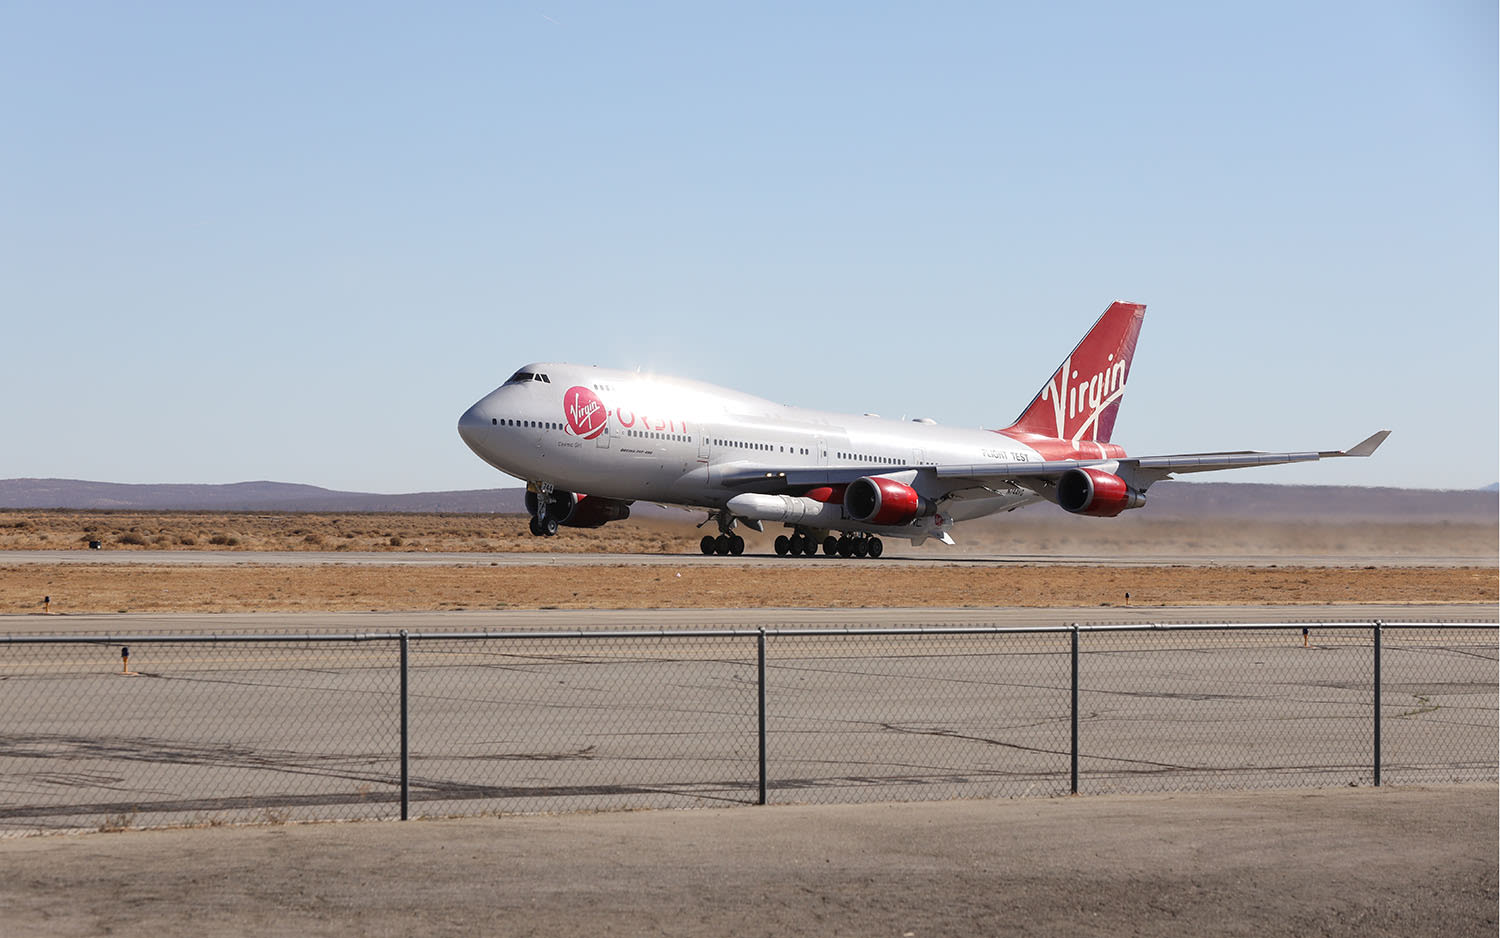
[504,370,551,385]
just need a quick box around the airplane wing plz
[935,430,1391,490]
[717,431,1390,495]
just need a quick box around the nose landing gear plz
[528,481,559,537]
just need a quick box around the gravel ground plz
[2,785,1494,938]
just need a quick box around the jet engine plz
[844,476,933,526]
[1056,467,1145,518]
[525,490,632,528]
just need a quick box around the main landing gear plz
[770,532,822,558]
[772,531,883,559]
[699,510,745,556]
[694,512,886,560]
[700,533,746,556]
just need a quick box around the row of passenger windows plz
[713,439,810,455]
[626,429,690,442]
[494,417,568,431]
[838,451,904,465]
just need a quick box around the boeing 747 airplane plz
[457,302,1388,558]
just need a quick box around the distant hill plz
[0,479,526,513]
[1,477,1495,524]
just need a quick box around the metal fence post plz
[400,629,410,820]
[757,628,767,806]
[1070,624,1079,795]
[1373,620,1382,787]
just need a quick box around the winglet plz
[1341,430,1391,458]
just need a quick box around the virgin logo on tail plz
[564,386,608,440]
[1038,354,1130,441]
[1006,301,1144,445]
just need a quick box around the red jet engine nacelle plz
[844,476,932,526]
[526,490,632,528]
[563,494,632,528]
[1056,467,1145,518]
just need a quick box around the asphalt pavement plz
[3,603,1493,637]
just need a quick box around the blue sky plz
[2,2,1494,492]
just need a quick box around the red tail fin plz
[1005,301,1146,444]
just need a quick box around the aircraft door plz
[816,438,828,466]
[597,424,610,449]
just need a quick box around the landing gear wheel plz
[714,534,731,556]
[774,535,790,556]
[837,537,854,557]
[803,537,819,557]
[867,536,884,558]
[528,516,544,537]
[789,533,805,555]
[729,535,745,556]
[541,517,558,537]
[701,535,717,556]
[823,536,839,557]
[852,538,869,558]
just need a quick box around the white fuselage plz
[458,362,1049,542]
[455,305,1388,550]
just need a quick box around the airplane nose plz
[457,401,492,453]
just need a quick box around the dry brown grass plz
[0,510,696,554]
[1,510,1492,616]
[2,563,1493,615]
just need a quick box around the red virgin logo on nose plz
[564,386,608,440]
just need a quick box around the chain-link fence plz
[1,623,1493,834]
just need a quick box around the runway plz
[2,548,1493,568]
[3,603,1494,636]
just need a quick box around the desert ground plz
[0,510,1494,614]
[3,786,1495,938]
[2,560,1495,615]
